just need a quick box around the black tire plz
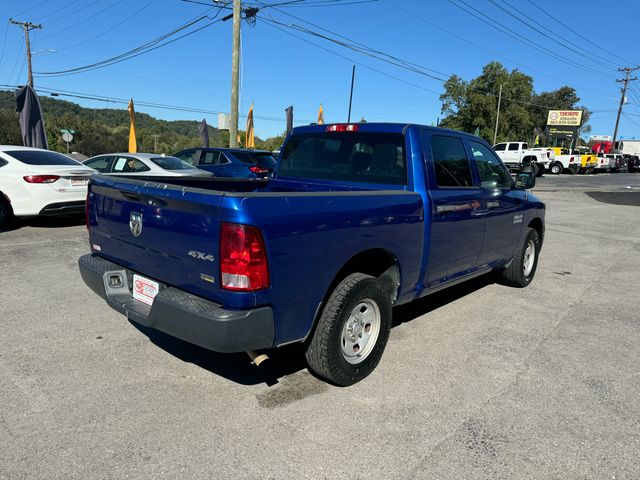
[522,163,535,174]
[550,162,562,175]
[500,228,540,288]
[534,163,544,177]
[305,273,392,386]
[0,195,14,228]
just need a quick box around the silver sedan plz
[83,153,213,177]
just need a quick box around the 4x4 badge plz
[129,212,143,237]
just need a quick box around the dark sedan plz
[173,148,276,179]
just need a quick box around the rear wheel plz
[500,228,540,288]
[305,273,392,386]
[550,162,563,175]
[0,195,14,228]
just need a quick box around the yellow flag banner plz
[128,99,137,153]
[317,103,324,125]
[245,103,255,149]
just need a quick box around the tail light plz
[23,175,60,183]
[248,165,271,174]
[326,124,359,132]
[569,157,574,163]
[220,222,269,291]
[85,190,90,230]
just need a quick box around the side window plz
[469,141,510,189]
[219,153,233,164]
[508,143,519,151]
[175,149,197,165]
[85,156,112,173]
[0,158,7,168]
[493,143,506,151]
[430,135,473,188]
[522,143,529,149]
[112,157,150,173]
[200,151,221,165]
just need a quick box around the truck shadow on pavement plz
[131,273,496,387]
[0,214,85,232]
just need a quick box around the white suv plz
[0,146,95,226]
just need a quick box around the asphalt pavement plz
[1,174,639,479]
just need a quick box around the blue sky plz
[1,0,640,140]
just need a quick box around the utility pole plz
[152,134,160,153]
[347,65,355,123]
[612,66,639,153]
[229,0,241,148]
[493,83,503,146]
[9,19,42,88]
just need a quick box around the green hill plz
[0,90,277,156]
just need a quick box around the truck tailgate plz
[88,176,224,302]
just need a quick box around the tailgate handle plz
[121,191,166,207]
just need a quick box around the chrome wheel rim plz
[341,299,381,365]
[523,240,535,277]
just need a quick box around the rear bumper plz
[39,200,85,216]
[78,254,274,353]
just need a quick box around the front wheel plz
[500,228,540,288]
[305,273,392,386]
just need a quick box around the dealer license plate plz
[70,177,88,186]
[132,274,159,306]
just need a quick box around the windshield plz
[6,150,82,166]
[150,156,196,171]
[280,132,406,185]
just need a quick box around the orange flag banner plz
[128,99,137,153]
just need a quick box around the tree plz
[439,61,590,145]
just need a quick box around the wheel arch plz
[303,248,400,344]
[528,217,544,247]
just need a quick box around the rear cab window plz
[6,150,81,165]
[280,132,406,185]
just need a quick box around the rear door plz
[467,140,523,268]
[422,131,485,288]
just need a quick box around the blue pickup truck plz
[79,123,545,386]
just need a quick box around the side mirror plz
[514,172,535,189]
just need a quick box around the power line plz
[382,0,616,101]
[0,84,316,124]
[487,0,618,70]
[34,6,225,76]
[54,0,156,52]
[524,0,638,66]
[35,0,127,43]
[487,0,617,69]
[448,0,614,80]
[260,12,576,112]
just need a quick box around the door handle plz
[436,200,482,214]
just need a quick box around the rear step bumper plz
[78,254,274,353]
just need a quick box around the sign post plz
[60,128,76,154]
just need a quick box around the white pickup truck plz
[493,142,549,176]
[546,148,581,174]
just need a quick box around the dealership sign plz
[546,110,583,126]
[590,135,612,142]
